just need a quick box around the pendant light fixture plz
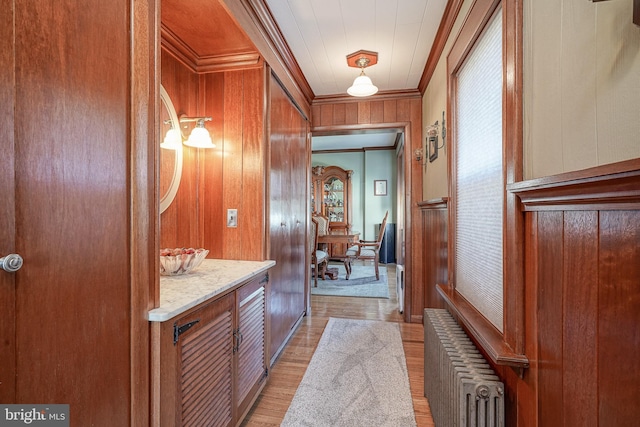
[346,50,379,97]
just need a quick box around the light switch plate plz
[227,209,238,227]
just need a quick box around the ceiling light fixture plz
[346,50,378,97]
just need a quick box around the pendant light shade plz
[181,117,216,149]
[161,127,182,150]
[347,71,378,97]
[346,50,379,97]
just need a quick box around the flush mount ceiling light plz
[346,50,379,97]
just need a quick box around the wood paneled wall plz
[160,51,266,261]
[421,161,640,425]
[507,160,640,426]
[311,95,424,322]
[418,199,448,310]
[161,50,310,367]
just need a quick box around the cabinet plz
[311,165,353,233]
[268,75,307,363]
[159,274,268,427]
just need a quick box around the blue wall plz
[312,149,396,241]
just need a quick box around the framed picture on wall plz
[374,180,387,196]
[428,136,438,162]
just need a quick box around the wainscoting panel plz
[417,160,640,425]
[562,211,598,425]
[509,160,640,426]
[598,210,640,424]
[535,211,564,425]
[418,199,448,309]
[531,208,640,426]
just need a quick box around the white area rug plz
[311,265,389,298]
[281,318,417,427]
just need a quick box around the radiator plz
[423,308,504,427]
[396,265,404,313]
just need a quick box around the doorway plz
[310,127,407,311]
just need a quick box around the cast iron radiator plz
[423,308,504,427]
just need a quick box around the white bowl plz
[160,248,209,276]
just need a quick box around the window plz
[445,0,525,364]
[454,8,504,331]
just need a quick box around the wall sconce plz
[415,111,446,165]
[180,116,215,149]
[161,116,215,149]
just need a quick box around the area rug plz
[311,265,389,298]
[281,317,417,427]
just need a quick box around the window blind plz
[455,9,504,332]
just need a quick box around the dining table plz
[317,231,360,279]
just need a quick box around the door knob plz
[0,254,23,272]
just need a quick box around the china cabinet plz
[311,165,353,233]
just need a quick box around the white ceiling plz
[264,0,448,97]
[264,0,447,150]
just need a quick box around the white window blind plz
[455,9,504,332]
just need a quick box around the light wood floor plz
[241,263,435,426]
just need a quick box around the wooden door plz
[268,74,307,363]
[235,275,268,420]
[160,293,235,427]
[0,0,17,403]
[0,2,134,424]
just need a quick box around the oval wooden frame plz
[159,85,183,214]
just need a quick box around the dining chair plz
[345,210,388,280]
[310,217,329,286]
[312,213,330,252]
[313,213,330,236]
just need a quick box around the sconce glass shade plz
[160,127,182,150]
[183,120,215,149]
[347,71,378,97]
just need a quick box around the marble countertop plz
[148,259,275,322]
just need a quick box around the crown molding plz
[418,0,465,94]
[311,89,422,106]
[241,0,315,103]
[161,24,262,73]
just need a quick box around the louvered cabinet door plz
[235,274,268,419]
[162,292,235,427]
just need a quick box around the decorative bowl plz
[160,248,209,276]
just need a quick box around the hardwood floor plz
[241,263,435,426]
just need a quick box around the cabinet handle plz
[233,328,244,353]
